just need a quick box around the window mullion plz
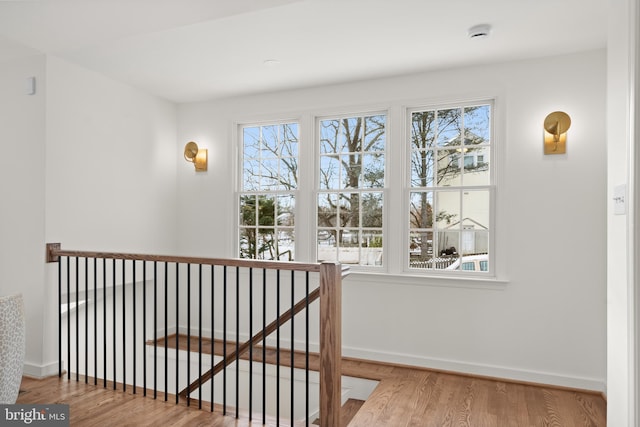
[296,114,315,263]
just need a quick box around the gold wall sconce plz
[543,111,571,154]
[184,141,207,171]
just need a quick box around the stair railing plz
[46,243,348,427]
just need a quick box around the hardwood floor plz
[17,336,606,426]
[165,335,607,426]
[17,370,606,426]
[347,370,605,426]
[17,376,287,427]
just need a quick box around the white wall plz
[45,56,179,254]
[177,50,607,391]
[0,55,180,377]
[607,0,637,424]
[0,54,47,374]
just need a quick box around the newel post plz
[319,262,345,427]
[46,243,61,263]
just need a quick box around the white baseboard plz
[23,361,61,379]
[342,346,606,393]
[173,326,604,392]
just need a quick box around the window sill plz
[343,270,509,290]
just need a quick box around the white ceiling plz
[0,0,609,103]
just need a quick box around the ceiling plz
[0,0,609,103]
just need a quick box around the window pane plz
[463,147,490,186]
[340,117,361,152]
[317,229,337,262]
[320,119,340,154]
[436,191,460,229]
[239,228,256,259]
[409,191,434,228]
[256,227,275,259]
[342,154,361,189]
[410,149,434,188]
[240,195,256,226]
[464,105,491,144]
[362,192,383,228]
[319,155,340,189]
[257,195,275,226]
[409,230,433,268]
[340,193,360,228]
[338,229,359,265]
[411,111,436,150]
[243,127,260,158]
[277,228,295,261]
[362,230,383,266]
[364,115,386,152]
[277,194,295,226]
[281,123,299,156]
[462,190,490,231]
[242,159,260,191]
[318,193,338,227]
[437,108,463,147]
[437,149,462,186]
[279,157,297,190]
[340,229,359,246]
[437,230,459,259]
[461,229,489,256]
[260,158,280,190]
[362,153,384,188]
[261,125,279,157]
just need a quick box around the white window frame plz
[314,111,387,270]
[236,120,300,261]
[404,99,496,278]
[233,97,503,286]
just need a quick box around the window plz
[408,103,492,273]
[239,122,298,260]
[236,100,495,279]
[317,114,386,266]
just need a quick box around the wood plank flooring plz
[348,371,605,426]
[17,376,295,427]
[17,369,606,427]
[163,335,607,426]
[17,335,607,426]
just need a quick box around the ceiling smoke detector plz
[468,24,491,39]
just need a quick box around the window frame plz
[233,96,502,285]
[236,120,300,261]
[404,99,496,277]
[314,111,388,269]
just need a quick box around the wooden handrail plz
[46,243,321,272]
